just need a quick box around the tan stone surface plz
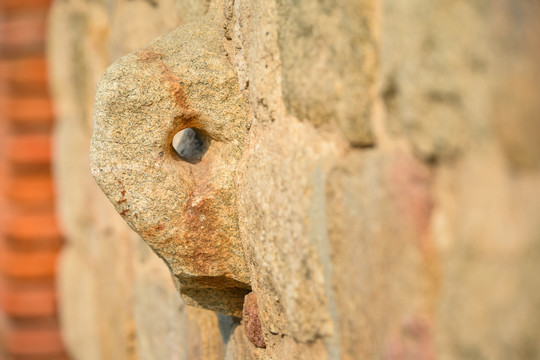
[276,0,377,146]
[90,13,250,316]
[49,0,540,359]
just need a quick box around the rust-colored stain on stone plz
[117,188,127,204]
[243,292,266,348]
[136,47,189,110]
[90,17,250,317]
[135,48,163,63]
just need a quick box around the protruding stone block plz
[90,14,250,317]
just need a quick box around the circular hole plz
[172,128,210,164]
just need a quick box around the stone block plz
[277,0,376,146]
[90,14,251,317]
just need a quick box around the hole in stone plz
[172,128,210,164]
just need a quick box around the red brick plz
[2,328,64,355]
[3,212,62,245]
[0,61,8,78]
[4,135,51,165]
[0,282,56,317]
[4,176,55,205]
[0,2,65,359]
[12,355,70,360]
[0,15,47,53]
[0,0,51,13]
[1,97,54,125]
[0,245,58,279]
[0,57,48,87]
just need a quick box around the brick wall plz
[0,1,68,359]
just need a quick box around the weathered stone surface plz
[277,0,377,146]
[433,149,540,359]
[185,307,226,360]
[492,1,540,172]
[133,251,186,360]
[326,150,433,359]
[380,0,492,161]
[236,118,341,347]
[242,293,266,348]
[90,13,251,316]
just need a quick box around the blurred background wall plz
[0,0,68,359]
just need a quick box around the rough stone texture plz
[242,293,266,348]
[90,12,250,317]
[48,0,540,359]
[276,0,377,146]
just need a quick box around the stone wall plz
[48,0,540,359]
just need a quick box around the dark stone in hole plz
[173,128,209,164]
